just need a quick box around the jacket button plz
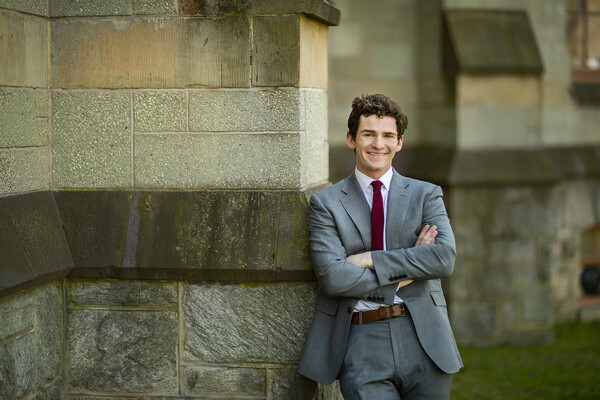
[389,277,394,282]
[347,307,353,313]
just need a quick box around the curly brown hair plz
[347,94,408,141]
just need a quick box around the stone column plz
[45,1,340,398]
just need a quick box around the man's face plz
[346,114,403,180]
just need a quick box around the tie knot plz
[371,180,383,191]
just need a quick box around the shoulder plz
[312,174,353,202]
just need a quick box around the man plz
[298,94,462,399]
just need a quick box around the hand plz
[346,252,374,270]
[415,224,437,247]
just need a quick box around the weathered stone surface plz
[271,368,319,400]
[0,88,48,147]
[276,192,311,271]
[52,191,132,267]
[134,132,301,188]
[133,0,177,15]
[50,0,130,16]
[16,334,34,398]
[35,283,63,386]
[184,283,317,363]
[0,343,16,399]
[67,309,178,393]
[138,191,280,270]
[0,191,73,278]
[522,285,553,323]
[0,292,34,340]
[52,91,131,188]
[0,148,49,195]
[67,280,177,308]
[0,206,35,291]
[300,89,329,186]
[189,89,302,132]
[457,75,541,106]
[134,91,186,132]
[253,15,300,87]
[0,0,46,15]
[451,303,497,341]
[183,366,265,396]
[52,17,250,88]
[299,17,329,89]
[0,10,47,87]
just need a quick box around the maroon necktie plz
[371,180,384,251]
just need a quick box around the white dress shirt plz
[353,167,403,311]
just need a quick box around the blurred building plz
[329,0,600,345]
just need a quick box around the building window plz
[567,0,600,83]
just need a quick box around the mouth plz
[367,152,388,158]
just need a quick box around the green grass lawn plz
[451,323,600,400]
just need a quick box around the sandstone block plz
[0,343,15,399]
[52,17,250,88]
[134,132,301,188]
[0,10,47,87]
[52,91,131,188]
[134,91,186,132]
[133,0,177,15]
[457,75,541,106]
[50,0,130,16]
[271,368,319,400]
[184,283,317,364]
[0,148,49,195]
[0,88,48,147]
[0,0,46,15]
[451,303,497,341]
[16,334,34,398]
[67,309,178,393]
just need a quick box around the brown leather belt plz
[352,303,409,324]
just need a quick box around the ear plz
[346,132,356,150]
[395,135,404,152]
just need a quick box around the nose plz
[371,134,384,148]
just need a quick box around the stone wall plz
[1,0,343,398]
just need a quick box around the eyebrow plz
[360,129,398,136]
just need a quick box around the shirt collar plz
[354,167,394,194]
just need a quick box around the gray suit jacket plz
[298,170,463,384]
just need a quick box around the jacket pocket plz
[315,294,339,316]
[430,291,447,307]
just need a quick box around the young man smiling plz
[298,94,462,399]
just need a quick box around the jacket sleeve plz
[370,185,457,286]
[308,194,398,303]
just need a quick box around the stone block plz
[0,207,36,291]
[0,343,16,399]
[0,292,34,341]
[138,191,280,271]
[472,258,518,301]
[189,89,302,132]
[271,368,320,400]
[67,280,177,308]
[52,17,250,88]
[371,44,413,79]
[184,283,317,363]
[67,309,178,393]
[52,190,132,267]
[0,191,73,278]
[300,17,329,89]
[0,88,48,147]
[0,0,46,15]
[134,132,302,188]
[276,192,311,271]
[457,104,541,150]
[50,0,130,16]
[0,10,48,87]
[451,303,497,340]
[183,366,266,396]
[134,91,186,132]
[52,91,131,188]
[253,15,300,87]
[300,89,329,187]
[16,334,34,398]
[522,285,553,324]
[0,148,49,195]
[133,0,177,15]
[35,283,63,387]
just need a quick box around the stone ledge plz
[179,0,340,26]
[0,189,318,299]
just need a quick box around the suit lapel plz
[386,170,412,247]
[339,174,371,250]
